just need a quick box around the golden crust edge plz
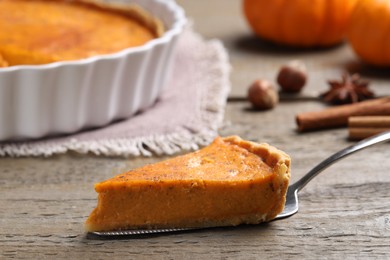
[49,0,165,37]
[221,135,291,220]
[221,135,291,171]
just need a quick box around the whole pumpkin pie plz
[85,136,291,232]
[0,0,164,67]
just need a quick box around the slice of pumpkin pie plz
[85,136,291,232]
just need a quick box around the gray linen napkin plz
[0,28,231,157]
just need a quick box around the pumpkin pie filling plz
[85,136,291,232]
[0,0,164,67]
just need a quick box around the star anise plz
[320,73,375,105]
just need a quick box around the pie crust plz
[0,0,164,66]
[85,136,291,232]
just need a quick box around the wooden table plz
[1,1,390,258]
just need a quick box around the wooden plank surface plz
[1,0,390,259]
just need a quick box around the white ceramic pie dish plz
[0,0,186,141]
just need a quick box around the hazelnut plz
[277,60,307,93]
[247,79,279,110]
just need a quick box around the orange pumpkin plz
[243,0,358,47]
[348,0,390,67]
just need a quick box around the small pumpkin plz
[243,0,358,48]
[348,0,390,67]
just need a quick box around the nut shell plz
[277,60,307,93]
[247,80,279,110]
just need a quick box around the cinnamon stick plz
[296,97,390,132]
[348,127,390,140]
[349,116,390,128]
[348,116,390,140]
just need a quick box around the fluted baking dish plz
[0,0,186,141]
